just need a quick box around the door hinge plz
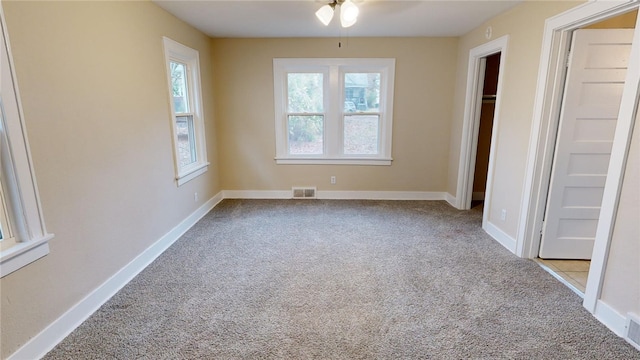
[565,50,572,68]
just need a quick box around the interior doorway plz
[455,35,509,249]
[535,9,638,296]
[470,53,501,210]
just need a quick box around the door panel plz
[539,29,634,259]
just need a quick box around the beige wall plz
[447,1,581,236]
[601,101,640,318]
[212,37,458,192]
[0,1,220,357]
[584,9,637,29]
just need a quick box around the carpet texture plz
[44,200,640,359]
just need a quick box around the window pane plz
[344,115,379,155]
[344,73,380,113]
[170,61,189,113]
[176,115,196,167]
[0,182,9,241]
[288,73,323,113]
[288,115,323,155]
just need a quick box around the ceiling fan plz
[316,0,360,28]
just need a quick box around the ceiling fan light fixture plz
[340,0,359,28]
[316,4,335,26]
[316,0,359,28]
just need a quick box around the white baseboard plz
[317,191,447,200]
[223,190,450,201]
[484,221,517,253]
[222,190,292,199]
[8,192,224,360]
[472,191,485,201]
[593,300,627,337]
[445,193,457,207]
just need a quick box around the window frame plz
[273,58,395,165]
[162,37,208,186]
[1,6,54,278]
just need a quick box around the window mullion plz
[325,65,341,158]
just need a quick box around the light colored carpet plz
[45,200,640,359]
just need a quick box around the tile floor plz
[536,259,590,293]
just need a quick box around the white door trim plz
[518,0,640,315]
[585,14,640,313]
[455,35,509,211]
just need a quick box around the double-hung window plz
[274,58,395,165]
[162,37,208,186]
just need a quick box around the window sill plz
[176,162,209,186]
[0,234,54,278]
[275,158,392,166]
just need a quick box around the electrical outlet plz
[194,192,199,202]
[330,176,336,185]
[500,209,507,221]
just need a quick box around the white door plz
[539,29,634,259]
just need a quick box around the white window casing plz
[1,5,54,278]
[273,58,395,165]
[162,37,208,186]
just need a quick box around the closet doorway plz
[471,53,501,210]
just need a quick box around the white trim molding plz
[515,0,640,329]
[222,190,293,199]
[593,300,628,338]
[7,192,223,360]
[318,191,448,201]
[484,221,517,253]
[223,190,452,202]
[445,193,457,207]
[275,158,392,166]
[455,35,509,211]
[585,15,640,314]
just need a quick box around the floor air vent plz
[626,314,640,351]
[292,187,316,199]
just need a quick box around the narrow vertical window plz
[170,61,197,168]
[163,37,208,186]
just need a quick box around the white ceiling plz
[152,0,524,38]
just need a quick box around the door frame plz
[518,0,640,316]
[455,35,508,216]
